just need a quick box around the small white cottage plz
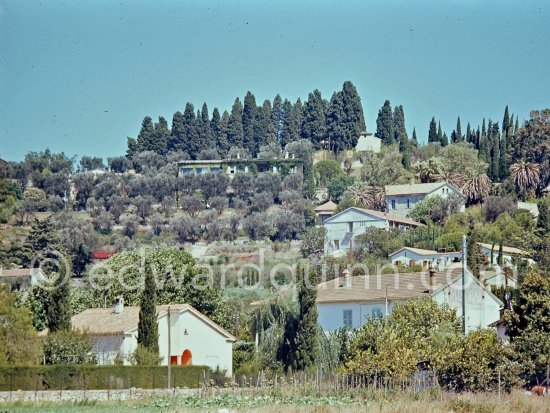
[72,302,236,376]
[389,247,462,270]
[477,242,531,266]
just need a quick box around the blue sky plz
[0,0,549,162]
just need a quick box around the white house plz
[355,132,381,153]
[316,266,502,334]
[71,302,236,376]
[389,247,462,270]
[478,243,531,266]
[0,267,46,290]
[482,269,517,288]
[384,182,466,217]
[322,207,423,255]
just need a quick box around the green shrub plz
[0,365,220,390]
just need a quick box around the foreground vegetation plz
[2,390,550,413]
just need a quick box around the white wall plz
[158,311,233,377]
[98,310,233,376]
[324,209,387,254]
[386,184,465,217]
[391,250,461,270]
[432,271,502,333]
[317,300,402,332]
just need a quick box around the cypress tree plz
[210,108,222,149]
[537,200,550,235]
[340,81,365,148]
[497,242,504,266]
[411,127,418,148]
[465,122,471,143]
[428,117,437,144]
[393,105,408,145]
[169,111,185,153]
[456,116,462,142]
[46,263,71,332]
[217,111,231,156]
[227,98,244,149]
[138,264,159,354]
[293,267,318,371]
[467,220,483,278]
[294,98,303,140]
[490,122,500,180]
[394,106,410,168]
[271,94,283,143]
[326,91,346,152]
[441,132,449,147]
[479,131,489,162]
[437,121,443,144]
[153,116,170,155]
[242,92,259,155]
[280,99,300,148]
[508,114,515,147]
[502,105,511,137]
[499,129,507,180]
[200,103,212,151]
[182,103,200,158]
[255,99,274,150]
[301,89,327,149]
[136,116,156,153]
[375,100,394,145]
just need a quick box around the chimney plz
[428,266,436,290]
[342,269,351,288]
[113,295,124,314]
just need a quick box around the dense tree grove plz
[125,82,364,159]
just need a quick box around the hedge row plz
[0,365,223,391]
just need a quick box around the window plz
[391,199,396,210]
[343,309,353,328]
[334,240,340,250]
[407,199,410,209]
[371,308,383,318]
[348,222,353,232]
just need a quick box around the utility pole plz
[167,306,171,389]
[462,235,467,335]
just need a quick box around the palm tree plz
[461,170,491,204]
[509,161,541,199]
[413,159,441,183]
[436,167,465,189]
[346,182,386,211]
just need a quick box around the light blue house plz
[322,207,424,256]
[384,182,466,217]
[389,247,462,271]
[316,267,502,334]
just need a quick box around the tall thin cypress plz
[428,117,438,143]
[137,265,159,354]
[293,267,318,371]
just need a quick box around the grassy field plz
[2,391,550,413]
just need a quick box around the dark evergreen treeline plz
[375,101,517,181]
[126,81,366,160]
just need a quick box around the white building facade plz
[72,304,236,376]
[384,182,466,217]
[389,247,461,270]
[316,269,502,334]
[322,207,423,255]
